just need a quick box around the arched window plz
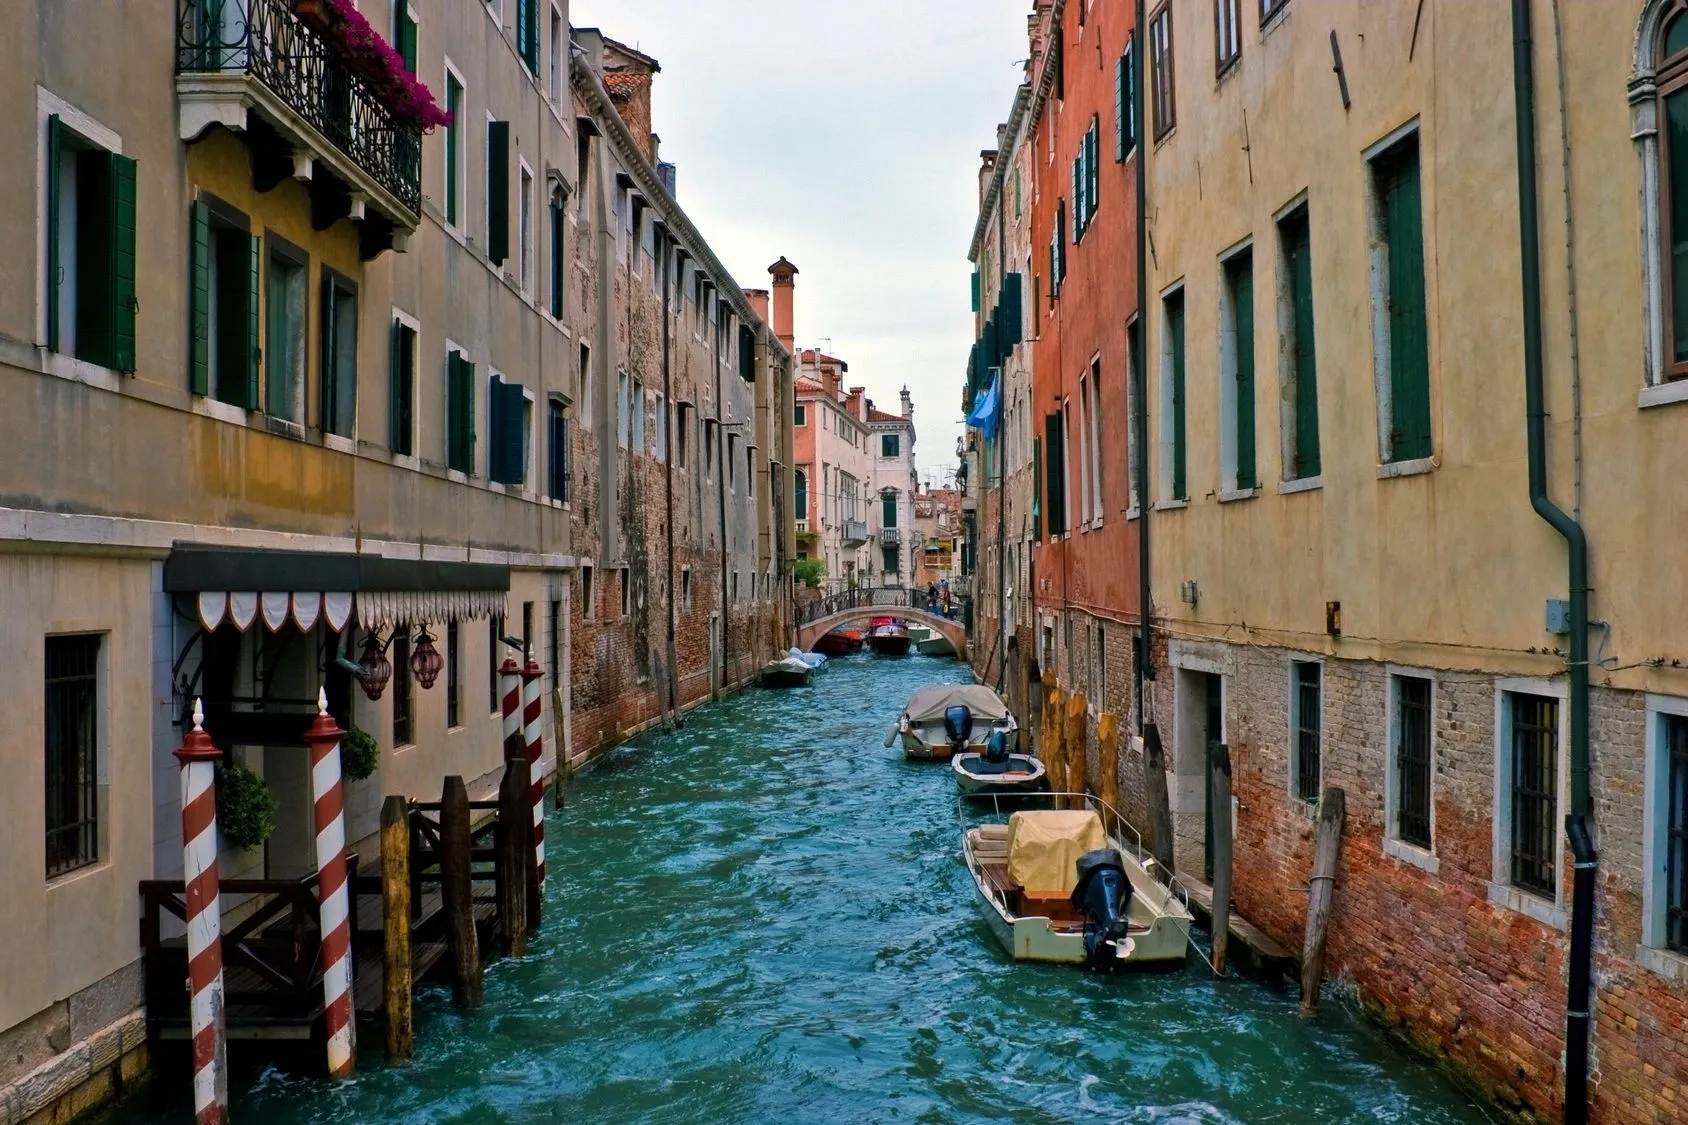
[1634,0,1688,390]
[794,468,808,522]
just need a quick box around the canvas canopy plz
[901,684,1010,724]
[1006,809,1106,895]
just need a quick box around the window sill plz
[323,434,356,456]
[391,452,419,471]
[1487,881,1566,930]
[1154,499,1188,512]
[1217,487,1258,504]
[1279,475,1323,495]
[192,396,249,427]
[1638,379,1688,409]
[443,222,467,250]
[1261,2,1291,37]
[1383,837,1440,875]
[447,469,469,485]
[42,351,124,393]
[1378,456,1435,480]
[45,859,112,889]
[264,416,306,441]
[1636,943,1688,984]
[1126,505,1141,521]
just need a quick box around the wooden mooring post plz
[1142,722,1175,872]
[497,746,531,957]
[379,795,414,1061]
[1208,741,1234,976]
[439,776,483,1009]
[1301,787,1346,1015]
[1097,712,1120,815]
[1065,691,1088,805]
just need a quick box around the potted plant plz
[341,725,380,781]
[216,759,279,851]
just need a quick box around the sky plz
[570,0,1032,483]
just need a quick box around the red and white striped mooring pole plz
[177,700,228,1125]
[303,689,355,1079]
[520,650,546,889]
[499,650,522,759]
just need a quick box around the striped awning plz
[190,590,507,633]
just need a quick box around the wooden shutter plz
[395,2,417,72]
[320,274,339,432]
[1382,141,1431,461]
[108,151,138,372]
[1115,56,1126,161]
[189,201,211,395]
[1052,16,1064,100]
[1169,295,1187,500]
[389,319,414,454]
[45,116,62,352]
[1087,122,1099,221]
[491,378,526,485]
[971,270,980,313]
[1045,413,1067,534]
[1231,257,1256,490]
[1001,272,1023,347]
[244,232,261,410]
[1286,210,1320,477]
[549,196,564,318]
[1032,435,1042,540]
[448,353,475,473]
[488,121,510,264]
[518,0,538,72]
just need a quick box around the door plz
[1202,671,1223,882]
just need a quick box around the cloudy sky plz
[571,0,1032,481]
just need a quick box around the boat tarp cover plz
[902,684,1010,724]
[1006,810,1106,894]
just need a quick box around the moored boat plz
[760,654,813,688]
[867,619,911,656]
[811,626,864,656]
[951,733,1045,795]
[960,797,1193,969]
[915,632,956,657]
[785,646,827,670]
[887,683,1017,759]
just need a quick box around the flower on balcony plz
[311,0,452,131]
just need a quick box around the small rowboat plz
[951,740,1045,796]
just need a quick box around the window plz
[393,3,418,72]
[488,615,507,712]
[443,71,463,227]
[631,379,646,453]
[548,598,561,689]
[1162,288,1188,501]
[487,120,510,265]
[389,317,417,455]
[43,115,137,371]
[44,634,100,877]
[1645,8,1688,386]
[1044,413,1067,534]
[549,186,565,318]
[1116,40,1137,161]
[1645,702,1688,956]
[547,396,569,500]
[682,567,693,612]
[1668,714,1688,951]
[1289,661,1321,802]
[727,433,738,490]
[392,631,413,746]
[1216,0,1242,74]
[794,468,808,521]
[548,5,564,104]
[488,374,530,487]
[1391,673,1433,850]
[1087,361,1103,524]
[579,344,593,430]
[882,433,900,458]
[446,348,475,474]
[1505,691,1560,899]
[188,199,258,407]
[1072,118,1099,238]
[446,621,460,727]
[1126,318,1142,513]
[794,403,806,427]
[1371,131,1431,463]
[618,568,629,618]
[617,370,629,448]
[882,490,898,529]
[519,163,534,293]
[1050,200,1068,297]
[581,565,595,621]
[516,0,538,73]
[676,403,690,467]
[1221,248,1256,492]
[745,444,754,498]
[655,393,667,463]
[1150,3,1176,140]
[1261,0,1289,23]
[265,239,307,422]
[882,546,899,574]
[1278,204,1320,479]
[521,601,534,659]
[320,270,357,437]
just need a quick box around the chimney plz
[768,256,798,351]
[743,288,770,323]
[900,385,913,419]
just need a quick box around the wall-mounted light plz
[410,626,445,690]
[356,630,393,701]
[1180,580,1199,606]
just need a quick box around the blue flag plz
[966,370,1000,439]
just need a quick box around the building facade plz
[867,389,917,588]
[1,4,789,1120]
[792,348,871,591]
[912,485,963,593]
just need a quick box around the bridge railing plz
[797,585,922,626]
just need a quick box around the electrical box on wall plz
[1545,598,1571,635]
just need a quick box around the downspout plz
[594,138,616,567]
[715,305,730,697]
[997,189,1010,692]
[1512,4,1594,1120]
[660,233,680,729]
[1133,0,1154,731]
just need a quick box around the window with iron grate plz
[45,634,101,877]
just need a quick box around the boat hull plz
[868,635,911,656]
[915,636,956,657]
[901,726,1018,760]
[951,753,1045,795]
[811,630,863,656]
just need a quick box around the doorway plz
[1174,665,1224,883]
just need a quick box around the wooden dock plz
[1175,873,1297,979]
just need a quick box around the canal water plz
[116,654,1489,1124]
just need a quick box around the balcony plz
[176,0,422,253]
[879,528,900,547]
[841,520,869,547]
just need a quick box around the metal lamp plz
[409,626,445,690]
[356,630,392,701]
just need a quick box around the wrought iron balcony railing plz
[841,519,869,547]
[177,0,421,219]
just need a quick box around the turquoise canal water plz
[115,654,1490,1124]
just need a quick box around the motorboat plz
[886,683,1017,759]
[913,627,956,657]
[960,796,1193,969]
[785,647,827,670]
[952,732,1045,795]
[811,626,864,656]
[760,654,813,688]
[867,618,911,657]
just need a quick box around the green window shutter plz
[108,152,138,372]
[521,0,539,72]
[390,321,415,455]
[487,375,504,482]
[1232,257,1256,491]
[1001,272,1023,347]
[320,274,338,432]
[1382,141,1431,462]
[244,232,261,410]
[462,358,477,474]
[1286,210,1320,478]
[1087,123,1099,221]
[502,381,527,485]
[1667,89,1688,361]
[389,319,403,450]
[1115,56,1126,161]
[189,201,211,395]
[396,2,417,73]
[1169,295,1187,501]
[46,116,62,353]
[971,270,980,313]
[445,83,461,225]
[1046,413,1066,534]
[487,121,510,264]
[1032,435,1042,540]
[549,196,564,318]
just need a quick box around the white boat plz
[951,740,1046,796]
[787,647,827,670]
[760,655,813,688]
[886,683,1018,760]
[960,796,1193,969]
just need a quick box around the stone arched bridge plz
[795,588,968,659]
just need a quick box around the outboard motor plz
[942,705,973,753]
[1070,848,1133,968]
[970,730,1014,775]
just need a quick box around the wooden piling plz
[439,776,482,1009]
[1208,741,1234,975]
[1025,657,1044,760]
[379,795,413,1062]
[1097,712,1120,817]
[1043,683,1067,798]
[1300,787,1346,1015]
[498,753,531,957]
[1143,722,1175,872]
[1066,691,1088,805]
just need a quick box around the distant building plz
[913,486,964,591]
[867,389,918,588]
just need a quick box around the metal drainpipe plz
[997,190,1010,693]
[1133,0,1154,731]
[715,305,730,696]
[1512,3,1595,1119]
[659,234,679,728]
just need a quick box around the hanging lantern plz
[357,630,392,701]
[410,626,445,690]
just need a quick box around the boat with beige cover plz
[886,683,1018,760]
[960,795,1193,968]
